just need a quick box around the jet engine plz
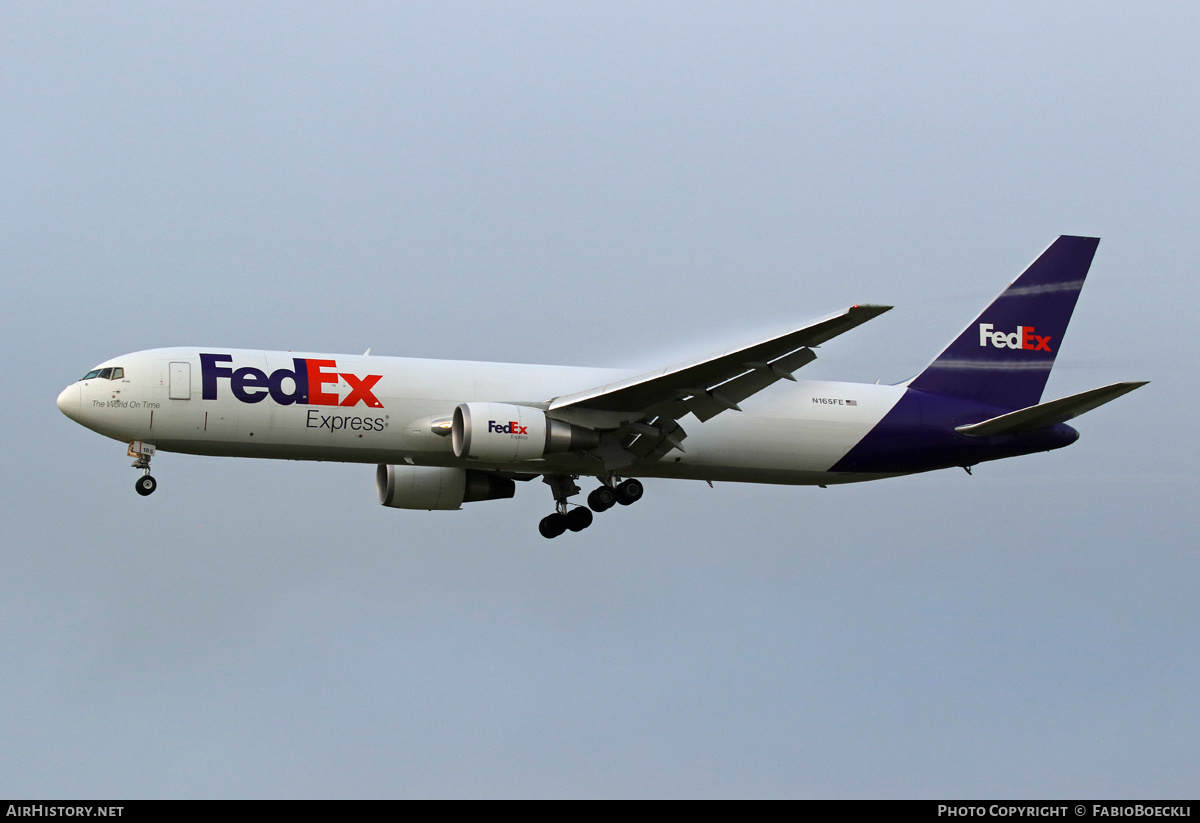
[376,464,515,510]
[451,402,599,462]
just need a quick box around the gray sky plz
[3,2,1197,798]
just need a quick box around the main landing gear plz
[538,475,585,539]
[538,506,592,539]
[588,478,642,511]
[129,441,157,497]
[538,475,644,538]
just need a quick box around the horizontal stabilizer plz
[955,381,1148,437]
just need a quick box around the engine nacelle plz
[451,402,599,462]
[376,464,515,510]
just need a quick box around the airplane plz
[56,236,1145,538]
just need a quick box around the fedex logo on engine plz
[488,420,528,436]
[978,323,1052,352]
[200,353,384,408]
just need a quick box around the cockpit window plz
[80,367,124,381]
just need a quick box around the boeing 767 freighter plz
[57,236,1145,537]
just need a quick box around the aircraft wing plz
[548,304,891,458]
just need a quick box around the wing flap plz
[686,347,818,422]
[955,381,1148,437]
[625,416,689,460]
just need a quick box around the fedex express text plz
[200,354,384,408]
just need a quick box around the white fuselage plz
[57,347,907,485]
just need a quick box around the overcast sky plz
[3,2,1198,798]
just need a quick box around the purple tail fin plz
[907,236,1099,410]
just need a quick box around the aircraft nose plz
[56,384,80,421]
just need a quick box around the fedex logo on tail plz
[200,354,384,408]
[978,323,1052,352]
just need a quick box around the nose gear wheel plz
[128,441,158,496]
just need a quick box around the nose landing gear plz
[129,441,157,497]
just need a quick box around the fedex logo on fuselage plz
[200,353,384,408]
[978,323,1052,352]
[489,420,528,435]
